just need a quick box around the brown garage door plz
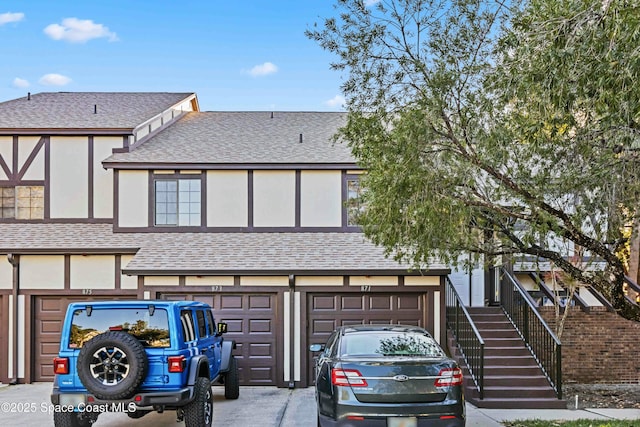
[33,296,128,381]
[160,292,279,386]
[306,292,426,384]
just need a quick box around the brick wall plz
[539,307,640,384]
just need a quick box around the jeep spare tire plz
[77,331,148,399]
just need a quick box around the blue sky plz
[0,1,349,111]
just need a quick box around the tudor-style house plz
[0,92,450,387]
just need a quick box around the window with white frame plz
[154,179,201,226]
[346,175,363,227]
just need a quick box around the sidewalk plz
[0,383,638,426]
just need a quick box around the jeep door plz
[194,309,219,379]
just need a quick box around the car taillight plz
[53,357,69,375]
[435,367,463,387]
[168,355,186,373]
[331,368,368,387]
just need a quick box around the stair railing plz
[623,275,640,306]
[445,277,485,399]
[499,267,563,399]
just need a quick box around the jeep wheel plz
[77,331,148,400]
[184,377,213,427]
[224,356,240,399]
[53,412,95,427]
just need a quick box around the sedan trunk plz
[336,357,456,404]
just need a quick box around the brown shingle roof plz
[103,111,356,165]
[0,92,196,131]
[0,224,447,275]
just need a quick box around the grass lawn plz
[503,421,639,427]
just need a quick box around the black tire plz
[184,377,213,427]
[224,356,240,399]
[77,331,148,400]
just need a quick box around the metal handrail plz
[623,275,640,305]
[500,267,563,399]
[445,277,485,399]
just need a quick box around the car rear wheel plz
[184,377,213,427]
[77,331,148,400]
[224,356,239,399]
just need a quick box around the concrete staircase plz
[449,307,567,409]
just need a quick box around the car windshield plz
[69,307,170,348]
[342,331,445,357]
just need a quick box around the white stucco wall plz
[20,255,65,289]
[17,136,44,181]
[70,255,115,289]
[144,276,179,286]
[120,255,138,290]
[207,171,248,227]
[300,171,342,227]
[0,255,12,289]
[93,136,122,218]
[405,276,440,286]
[240,276,288,286]
[253,171,295,227]
[296,276,343,286]
[50,137,88,218]
[0,136,11,180]
[118,170,149,227]
[350,276,398,287]
[185,276,234,287]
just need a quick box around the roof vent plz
[299,133,303,143]
[94,104,97,114]
[270,111,274,119]
[27,92,31,101]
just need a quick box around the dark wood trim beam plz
[247,170,254,229]
[295,170,301,228]
[16,137,45,181]
[44,137,50,219]
[88,136,94,219]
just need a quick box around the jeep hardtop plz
[50,300,239,427]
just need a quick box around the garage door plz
[306,293,426,384]
[33,296,127,381]
[160,292,279,386]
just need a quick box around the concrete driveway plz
[0,383,315,427]
[2,383,639,426]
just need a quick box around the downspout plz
[7,254,19,385]
[288,274,295,389]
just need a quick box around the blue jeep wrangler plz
[50,300,239,427]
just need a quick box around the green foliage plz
[308,0,640,319]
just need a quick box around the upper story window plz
[0,186,44,220]
[154,178,201,226]
[346,175,363,227]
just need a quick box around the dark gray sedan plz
[309,325,465,427]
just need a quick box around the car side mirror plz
[309,343,325,352]
[217,322,228,335]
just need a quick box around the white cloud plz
[12,78,29,88]
[44,18,118,43]
[247,62,278,77]
[39,73,72,86]
[324,95,346,109]
[0,12,24,25]
[365,0,381,6]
